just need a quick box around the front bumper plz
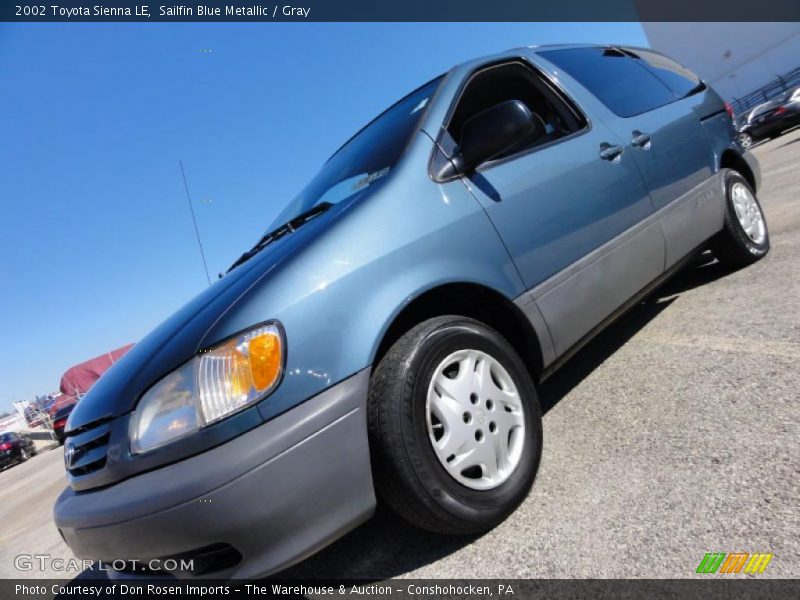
[54,368,375,579]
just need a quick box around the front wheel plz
[368,316,542,534]
[712,170,770,269]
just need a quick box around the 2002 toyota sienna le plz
[55,45,769,579]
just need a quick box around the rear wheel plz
[19,448,29,462]
[712,170,770,269]
[738,132,753,149]
[368,316,542,534]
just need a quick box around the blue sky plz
[0,22,647,410]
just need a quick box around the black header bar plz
[4,0,800,22]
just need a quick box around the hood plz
[66,207,341,432]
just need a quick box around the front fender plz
[202,136,524,423]
[742,149,761,191]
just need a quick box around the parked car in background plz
[55,44,768,580]
[0,432,37,469]
[52,404,77,445]
[58,344,134,402]
[738,86,800,148]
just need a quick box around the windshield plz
[269,76,443,228]
[0,434,14,443]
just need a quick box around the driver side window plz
[448,61,586,161]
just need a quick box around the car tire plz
[367,316,542,534]
[20,448,29,461]
[712,170,770,269]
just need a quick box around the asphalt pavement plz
[1,128,798,580]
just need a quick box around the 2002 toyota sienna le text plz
[54,45,769,579]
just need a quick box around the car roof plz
[523,43,656,54]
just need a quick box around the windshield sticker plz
[353,167,390,191]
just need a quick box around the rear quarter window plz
[539,46,678,118]
[626,48,703,98]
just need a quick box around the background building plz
[643,23,800,114]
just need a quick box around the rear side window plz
[540,47,677,117]
[625,48,704,98]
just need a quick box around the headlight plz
[130,322,284,454]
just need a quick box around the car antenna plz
[179,160,212,286]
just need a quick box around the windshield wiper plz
[227,202,333,273]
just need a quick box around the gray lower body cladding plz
[515,171,727,366]
[53,368,376,580]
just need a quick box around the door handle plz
[631,130,652,148]
[599,142,624,161]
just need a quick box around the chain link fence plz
[729,66,800,119]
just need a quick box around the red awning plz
[59,344,134,398]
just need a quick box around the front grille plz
[65,421,111,477]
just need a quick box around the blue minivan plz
[55,45,768,579]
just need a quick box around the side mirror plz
[459,100,538,171]
[431,100,543,182]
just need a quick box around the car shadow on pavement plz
[539,252,733,413]
[277,507,482,580]
[654,252,733,297]
[536,297,675,415]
